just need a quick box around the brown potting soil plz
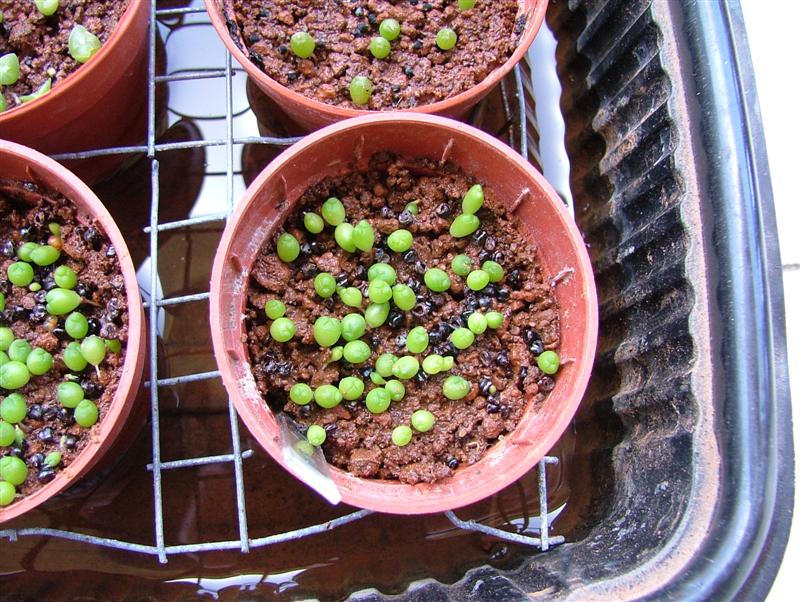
[244,154,559,484]
[0,0,130,111]
[228,0,524,110]
[0,179,128,500]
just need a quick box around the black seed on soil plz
[52,327,68,340]
[299,242,312,257]
[388,311,404,328]
[483,237,496,252]
[34,290,46,304]
[472,229,487,243]
[301,263,318,278]
[422,2,433,11]
[413,39,422,49]
[86,318,100,335]
[398,210,414,225]
[368,12,377,24]
[299,405,312,418]
[80,379,101,398]
[390,84,401,94]
[404,66,414,77]
[478,296,492,310]
[278,44,288,54]
[538,376,554,392]
[374,248,390,264]
[529,340,545,355]
[381,205,395,218]
[309,241,325,254]
[479,376,493,396]
[464,296,479,312]
[75,282,91,297]
[446,457,459,469]
[64,435,78,449]
[11,305,28,321]
[402,249,418,264]
[428,330,441,344]
[58,408,72,424]
[506,269,521,289]
[27,404,43,421]
[37,427,55,443]
[435,202,451,217]
[287,71,298,81]
[500,405,510,419]
[38,468,55,484]
[354,7,365,16]
[354,264,368,280]
[497,287,510,301]
[430,293,445,308]
[43,406,57,420]
[496,351,509,367]
[30,452,45,467]
[413,261,426,275]
[83,227,102,250]
[480,351,493,367]
[487,402,500,414]
[360,367,372,379]
[29,305,47,323]
[414,370,428,384]
[0,241,14,257]
[336,272,349,286]
[492,251,505,264]
[395,334,407,347]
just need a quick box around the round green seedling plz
[364,302,390,327]
[0,421,14,447]
[387,229,413,253]
[307,424,326,446]
[321,197,346,225]
[0,393,26,423]
[450,327,475,350]
[304,212,325,234]
[341,313,366,342]
[449,213,480,238]
[422,354,444,375]
[270,317,296,342]
[451,254,472,277]
[482,260,504,283]
[290,31,315,58]
[290,383,313,405]
[392,425,413,446]
[0,52,20,86]
[537,350,560,375]
[74,399,99,427]
[30,244,60,266]
[443,375,471,400]
[379,18,401,40]
[338,286,363,308]
[406,326,429,354]
[436,27,457,50]
[486,311,504,329]
[411,409,435,432]
[46,288,81,315]
[7,339,31,363]
[65,311,89,339]
[391,356,419,380]
[0,362,29,390]
[0,328,11,352]
[384,379,405,401]
[339,376,365,400]
[0,455,27,486]
[467,312,487,334]
[63,342,88,371]
[365,388,391,413]
[0,481,15,506]
[313,316,341,347]
[80,336,106,366]
[7,262,33,287]
[53,265,77,289]
[26,348,53,376]
[68,25,101,63]
[349,76,373,106]
[424,268,450,292]
[352,220,375,251]
[466,269,490,291]
[375,353,397,378]
[367,262,397,285]
[264,299,286,320]
[368,279,392,304]
[343,340,371,364]
[391,284,416,311]
[314,384,342,408]
[57,381,85,408]
[334,223,357,253]
[369,36,391,59]
[462,184,484,214]
[314,272,337,298]
[277,232,300,262]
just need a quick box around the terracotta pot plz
[0,140,146,524]
[210,114,597,514]
[204,0,547,132]
[0,0,152,184]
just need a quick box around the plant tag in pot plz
[277,413,342,504]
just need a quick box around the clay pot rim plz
[0,0,146,123]
[210,113,598,514]
[0,140,146,524]
[203,0,546,122]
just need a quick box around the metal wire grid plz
[0,3,565,563]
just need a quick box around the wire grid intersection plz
[0,3,565,562]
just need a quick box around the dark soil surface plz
[244,154,559,484]
[0,0,129,111]
[228,0,524,110]
[0,179,128,501]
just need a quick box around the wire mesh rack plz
[0,2,566,564]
